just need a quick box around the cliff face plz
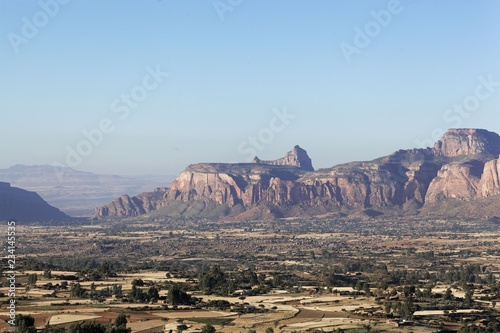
[96,129,500,220]
[480,158,500,197]
[426,156,500,203]
[433,128,500,157]
[425,161,483,202]
[95,188,167,217]
[0,182,69,222]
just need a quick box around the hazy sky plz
[1,0,500,176]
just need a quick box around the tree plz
[15,315,36,333]
[399,298,414,320]
[147,286,160,303]
[131,279,144,286]
[70,283,87,298]
[128,285,145,303]
[99,261,113,277]
[108,313,131,333]
[464,290,473,307]
[114,313,128,327]
[384,302,392,314]
[167,284,192,305]
[176,324,188,333]
[112,284,123,297]
[199,265,227,295]
[443,288,453,301]
[201,324,216,333]
[265,328,274,333]
[28,274,38,286]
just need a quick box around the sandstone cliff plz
[480,158,500,197]
[95,188,167,217]
[0,182,69,222]
[96,129,500,220]
[433,128,500,158]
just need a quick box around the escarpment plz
[96,129,500,220]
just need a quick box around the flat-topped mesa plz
[433,128,500,158]
[252,145,314,171]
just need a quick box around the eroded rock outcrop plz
[425,161,484,202]
[94,188,167,217]
[433,128,500,157]
[480,158,500,197]
[252,145,314,171]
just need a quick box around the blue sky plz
[1,0,500,176]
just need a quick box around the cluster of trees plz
[15,315,36,333]
[458,318,500,333]
[197,265,295,296]
[15,314,131,333]
[387,265,494,287]
[166,323,216,333]
[384,298,414,320]
[69,283,124,301]
[127,284,159,303]
[22,258,118,281]
[167,284,194,305]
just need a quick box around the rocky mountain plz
[96,129,500,220]
[433,128,500,157]
[252,145,314,171]
[95,188,168,217]
[0,165,174,216]
[0,182,69,222]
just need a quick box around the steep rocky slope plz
[0,182,69,222]
[96,129,500,220]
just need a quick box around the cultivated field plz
[1,217,500,332]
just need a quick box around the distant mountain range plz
[0,165,174,216]
[96,128,500,221]
[4,128,500,223]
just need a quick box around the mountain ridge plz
[96,128,500,220]
[0,182,69,222]
[0,164,174,216]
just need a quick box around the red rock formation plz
[96,129,500,219]
[95,188,167,217]
[433,128,500,157]
[480,158,500,197]
[425,161,483,202]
